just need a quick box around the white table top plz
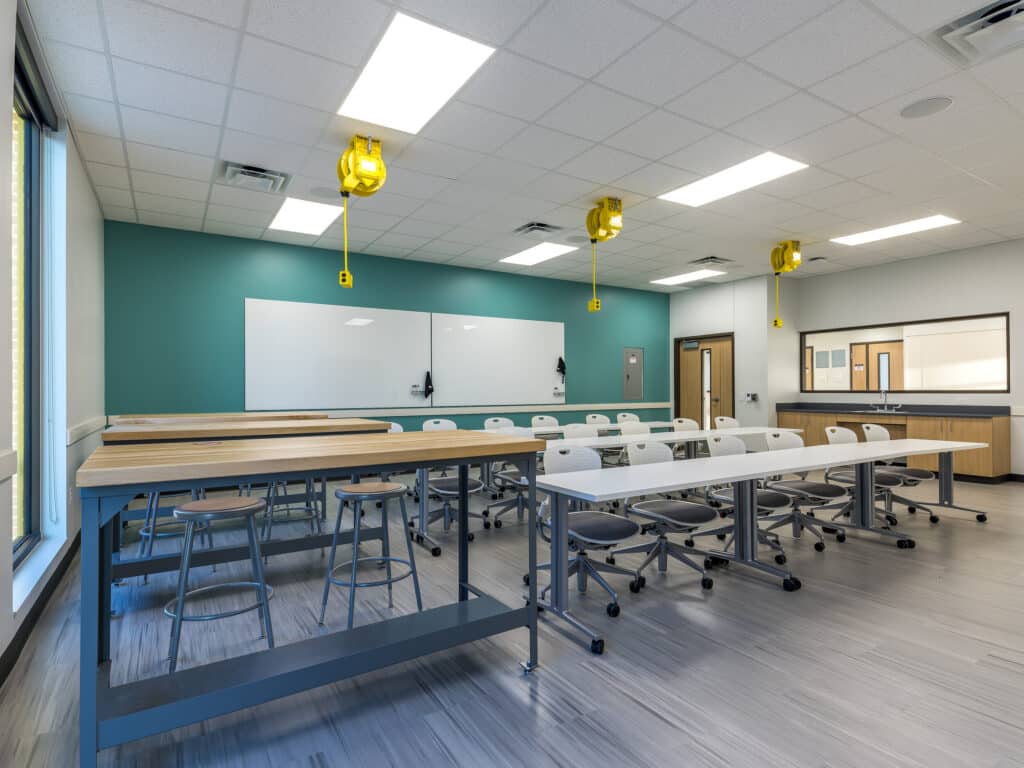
[537,439,986,503]
[544,426,800,451]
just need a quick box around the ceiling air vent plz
[689,255,732,266]
[219,162,290,193]
[514,221,563,235]
[929,0,1024,64]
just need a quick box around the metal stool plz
[319,482,423,629]
[165,496,273,673]
[137,489,214,565]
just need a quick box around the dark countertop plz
[776,402,1010,418]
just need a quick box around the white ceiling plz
[24,0,1024,292]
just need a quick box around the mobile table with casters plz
[536,439,986,654]
[76,429,543,768]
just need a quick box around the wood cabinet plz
[776,409,1010,479]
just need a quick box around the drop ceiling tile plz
[864,0,981,34]
[557,145,649,185]
[131,169,210,200]
[206,203,275,227]
[672,0,842,57]
[406,201,477,226]
[147,0,247,26]
[624,223,683,244]
[458,52,583,122]
[509,0,658,78]
[819,137,927,178]
[120,106,221,155]
[528,173,601,205]
[594,26,733,106]
[969,47,1024,99]
[64,95,120,138]
[776,116,889,166]
[234,35,356,112]
[810,39,956,113]
[112,58,229,124]
[263,230,319,246]
[298,149,343,182]
[727,91,845,147]
[613,162,695,198]
[360,192,424,217]
[439,227,496,246]
[204,219,265,238]
[137,210,204,230]
[95,186,133,208]
[776,209,855,237]
[208,185,283,211]
[749,1,907,88]
[661,132,764,174]
[432,182,509,211]
[372,231,431,251]
[390,219,455,239]
[343,210,404,232]
[29,0,105,50]
[421,101,528,154]
[220,129,310,174]
[392,138,484,179]
[623,0,697,18]
[86,162,130,189]
[75,132,126,165]
[133,191,206,217]
[102,0,239,82]
[605,110,712,161]
[246,0,391,66]
[666,63,795,129]
[102,205,138,222]
[825,193,927,222]
[317,115,415,156]
[495,126,591,171]
[397,0,545,46]
[625,197,692,223]
[794,179,882,210]
[43,42,112,99]
[538,84,652,143]
[125,142,214,180]
[321,222,382,243]
[756,166,846,199]
[226,91,331,145]
[415,239,473,257]
[280,175,342,202]
[405,250,456,265]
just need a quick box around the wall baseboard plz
[0,532,80,690]
[66,415,106,446]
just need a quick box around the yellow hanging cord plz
[773,273,782,327]
[339,192,353,287]
[591,240,597,302]
[343,199,349,274]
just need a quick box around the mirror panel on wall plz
[800,313,1009,393]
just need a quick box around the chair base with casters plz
[606,498,716,590]
[412,474,485,541]
[878,466,940,523]
[819,467,904,528]
[319,482,423,630]
[165,496,273,674]
[763,479,849,552]
[484,468,526,528]
[693,487,792,566]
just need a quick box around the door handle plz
[712,397,720,403]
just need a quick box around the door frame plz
[673,332,736,420]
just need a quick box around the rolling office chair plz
[762,431,849,551]
[532,415,560,430]
[618,421,650,436]
[485,426,537,528]
[416,419,486,540]
[484,417,514,430]
[862,423,939,523]
[481,417,515,498]
[586,414,611,426]
[616,412,640,423]
[821,426,904,527]
[692,434,790,564]
[529,446,644,621]
[605,442,715,590]
[607,420,649,467]
[673,417,699,431]
[714,416,740,429]
[562,423,600,439]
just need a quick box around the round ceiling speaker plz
[900,96,953,119]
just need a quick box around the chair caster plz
[590,638,605,655]
[483,521,491,530]
[415,534,424,543]
[782,577,801,592]
[822,526,838,534]
[605,555,616,565]
[836,532,846,543]
[885,514,898,526]
[606,603,620,617]
[409,520,416,527]
[684,538,694,547]
[491,493,498,500]
[976,513,987,522]
[813,541,825,552]
[716,533,726,540]
[431,546,442,557]
[709,500,721,508]
[718,510,729,518]
[413,495,420,503]
[467,532,475,542]
[629,578,643,593]
[376,501,383,509]
[701,576,713,590]
[523,574,530,585]
[704,558,714,569]
[929,515,940,524]
[611,501,620,509]
[494,519,503,528]
[896,538,916,549]
[481,510,489,517]
[806,511,815,518]
[907,506,916,513]
[774,553,787,565]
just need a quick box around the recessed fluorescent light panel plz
[500,242,578,266]
[344,318,374,327]
[658,152,808,207]
[830,214,960,246]
[338,13,495,134]
[650,269,726,286]
[269,197,344,235]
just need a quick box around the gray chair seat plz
[883,466,933,481]
[629,499,717,528]
[428,476,485,495]
[495,468,526,486]
[770,479,846,500]
[713,488,792,510]
[568,510,640,546]
[829,469,903,487]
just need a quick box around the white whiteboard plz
[431,313,564,406]
[245,298,431,409]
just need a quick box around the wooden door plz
[867,341,904,390]
[676,335,734,428]
[850,343,867,391]
[706,337,734,425]
[677,344,701,424]
[803,347,813,390]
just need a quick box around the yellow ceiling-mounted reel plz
[335,135,387,288]
[584,197,623,313]
[770,239,801,328]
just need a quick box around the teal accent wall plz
[104,222,670,425]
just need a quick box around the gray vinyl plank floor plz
[2,473,1024,767]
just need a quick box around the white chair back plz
[484,417,514,430]
[543,446,601,473]
[707,434,747,457]
[766,431,804,451]
[388,422,404,433]
[562,423,599,439]
[714,416,739,429]
[626,441,674,465]
[423,418,457,432]
[532,415,559,428]
[619,421,650,436]
[672,417,699,432]
[825,426,858,445]
[586,414,611,425]
[616,412,640,423]
[498,426,534,437]
[861,423,889,442]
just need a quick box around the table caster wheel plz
[605,555,616,565]
[523,574,530,585]
[814,541,825,552]
[590,638,605,655]
[467,533,475,542]
[701,576,713,590]
[896,538,913,549]
[431,546,442,557]
[976,513,987,522]
[483,521,491,530]
[684,538,694,547]
[716,533,727,541]
[836,532,846,543]
[929,515,940,524]
[907,506,917,513]
[494,519,503,529]
[606,603,620,617]
[774,554,787,565]
[629,579,642,593]
[782,577,801,592]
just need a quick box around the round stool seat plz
[336,481,407,500]
[428,476,485,495]
[173,496,266,521]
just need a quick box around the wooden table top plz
[78,430,546,488]
[107,411,328,426]
[102,418,390,443]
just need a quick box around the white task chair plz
[616,412,640,423]
[762,431,848,551]
[423,418,457,432]
[561,423,599,439]
[822,426,904,527]
[714,416,739,429]
[486,426,537,529]
[532,415,559,430]
[417,419,486,539]
[586,414,611,426]
[484,417,514,431]
[618,421,651,436]
[531,447,643,621]
[604,442,715,590]
[673,417,699,431]
[862,423,939,523]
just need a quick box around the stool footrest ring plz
[163,581,274,622]
[327,556,415,589]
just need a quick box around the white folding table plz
[536,439,986,653]
[543,425,801,453]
